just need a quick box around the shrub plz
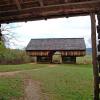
[0,48,31,64]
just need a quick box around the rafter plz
[0,1,37,7]
[15,0,21,10]
[0,0,100,23]
[38,0,44,7]
[0,0,100,15]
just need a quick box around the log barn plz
[26,38,86,63]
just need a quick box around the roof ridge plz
[31,38,84,40]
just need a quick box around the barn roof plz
[0,0,100,23]
[26,38,86,51]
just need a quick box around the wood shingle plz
[26,38,86,51]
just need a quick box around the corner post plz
[0,24,2,41]
[90,13,99,100]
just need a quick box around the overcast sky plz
[2,15,97,49]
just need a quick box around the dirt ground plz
[0,71,22,76]
[24,79,42,100]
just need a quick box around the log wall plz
[27,51,49,56]
[27,50,86,57]
[61,50,85,56]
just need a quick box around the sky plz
[2,15,96,49]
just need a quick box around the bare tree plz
[1,24,21,48]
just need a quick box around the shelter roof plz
[0,0,100,23]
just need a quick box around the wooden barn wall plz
[61,50,85,56]
[27,51,49,56]
[27,50,86,57]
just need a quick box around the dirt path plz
[48,64,57,67]
[0,71,22,76]
[24,79,42,100]
[0,70,45,100]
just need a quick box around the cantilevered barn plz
[26,38,86,63]
[0,0,100,99]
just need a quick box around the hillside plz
[86,48,92,55]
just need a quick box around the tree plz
[0,41,5,51]
[1,23,20,48]
[0,24,30,64]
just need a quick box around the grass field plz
[0,63,48,72]
[26,64,93,100]
[0,63,93,100]
[0,75,24,100]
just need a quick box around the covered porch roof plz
[0,0,100,23]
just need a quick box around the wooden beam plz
[38,0,44,7]
[15,0,21,10]
[0,0,100,23]
[90,13,99,100]
[0,1,37,7]
[1,0,100,13]
[1,0,100,14]
[0,24,2,41]
[59,0,65,4]
[0,13,88,23]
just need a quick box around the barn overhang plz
[26,50,86,57]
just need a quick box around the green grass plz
[0,76,24,100]
[0,63,48,72]
[0,63,93,100]
[25,64,93,100]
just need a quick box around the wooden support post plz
[90,13,99,100]
[49,56,52,64]
[0,24,2,41]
